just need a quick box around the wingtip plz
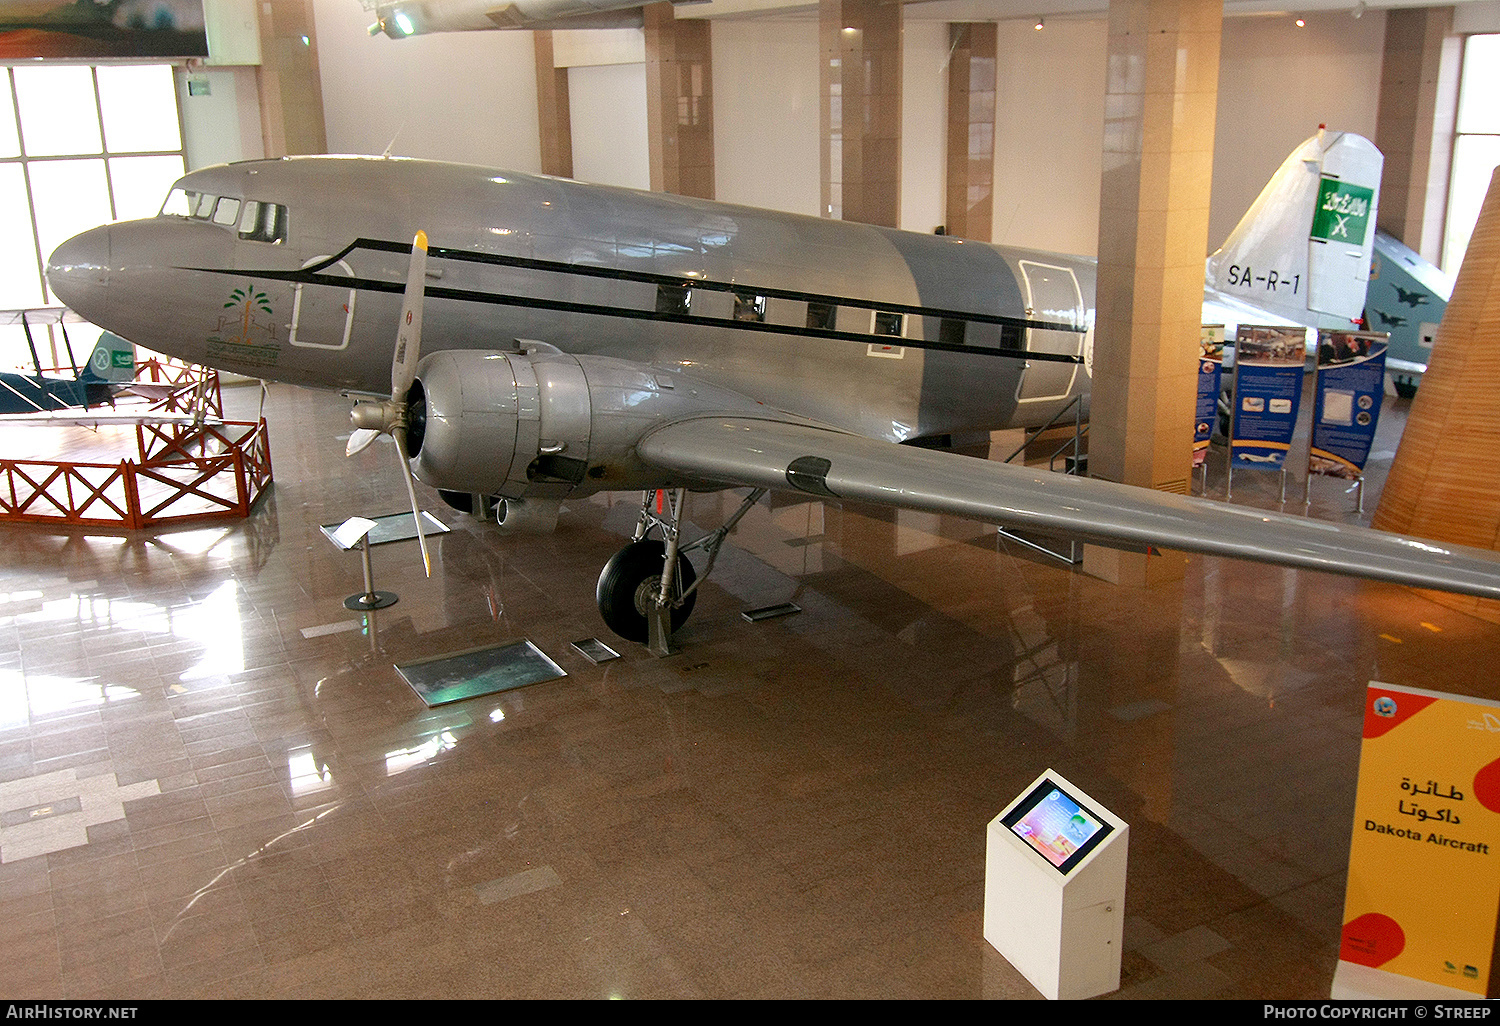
[413,229,428,252]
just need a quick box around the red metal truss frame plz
[0,365,273,530]
[0,420,272,529]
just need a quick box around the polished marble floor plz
[0,381,1496,999]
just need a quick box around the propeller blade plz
[346,428,380,457]
[391,229,428,401]
[391,426,432,578]
[337,229,432,581]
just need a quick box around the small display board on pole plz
[1334,683,1500,999]
[984,769,1128,1000]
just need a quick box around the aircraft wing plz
[0,307,90,326]
[112,383,182,402]
[637,416,1500,600]
[0,410,212,428]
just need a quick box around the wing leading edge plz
[637,416,1500,601]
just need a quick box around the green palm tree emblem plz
[225,284,273,342]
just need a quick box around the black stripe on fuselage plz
[184,237,1085,366]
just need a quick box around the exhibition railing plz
[0,362,273,530]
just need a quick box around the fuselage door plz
[289,254,358,351]
[1016,260,1084,403]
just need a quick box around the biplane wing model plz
[0,307,125,416]
[0,308,210,427]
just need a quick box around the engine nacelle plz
[407,348,763,502]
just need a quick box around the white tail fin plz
[81,331,136,383]
[1206,130,1382,325]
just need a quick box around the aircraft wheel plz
[1394,378,1418,400]
[596,540,697,643]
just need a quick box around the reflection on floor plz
[0,382,1495,999]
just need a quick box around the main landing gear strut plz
[595,487,767,656]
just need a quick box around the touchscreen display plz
[1001,779,1114,874]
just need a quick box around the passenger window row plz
[655,283,909,338]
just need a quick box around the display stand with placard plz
[983,769,1129,1000]
[1226,325,1308,504]
[1304,331,1388,515]
[1194,325,1225,495]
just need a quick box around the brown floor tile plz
[0,384,1492,998]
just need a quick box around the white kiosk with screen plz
[984,769,1128,1000]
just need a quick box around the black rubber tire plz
[596,540,698,643]
[1394,378,1418,400]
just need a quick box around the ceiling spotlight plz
[1295,17,1306,27]
[1034,17,1044,30]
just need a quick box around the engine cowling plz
[406,348,763,502]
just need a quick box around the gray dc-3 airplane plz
[43,139,1500,650]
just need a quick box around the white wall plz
[312,0,541,169]
[979,13,1384,259]
[711,16,947,227]
[297,7,1389,263]
[177,66,264,170]
[1455,1,1500,36]
[712,20,821,216]
[568,62,650,189]
[901,20,948,234]
[1210,12,1386,249]
[990,19,1108,257]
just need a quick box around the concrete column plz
[945,23,996,241]
[533,31,574,180]
[820,0,902,227]
[1374,6,1461,264]
[1084,0,1222,588]
[255,0,327,157]
[644,3,715,199]
[1374,168,1500,624]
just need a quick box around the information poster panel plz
[1230,325,1307,471]
[1340,683,1500,996]
[1309,331,1388,480]
[1194,326,1225,468]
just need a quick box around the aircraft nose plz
[47,224,112,321]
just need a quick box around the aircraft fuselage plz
[49,156,1093,445]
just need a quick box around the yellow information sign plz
[1341,682,1500,996]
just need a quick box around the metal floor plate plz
[395,639,567,707]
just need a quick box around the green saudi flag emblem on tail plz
[1311,176,1374,244]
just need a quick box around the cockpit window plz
[211,197,240,227]
[237,200,288,244]
[160,187,221,220]
[159,187,285,242]
[161,188,192,217]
